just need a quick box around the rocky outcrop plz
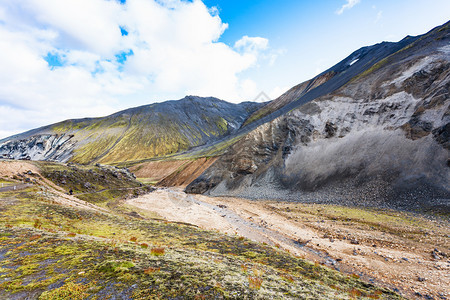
[186,22,450,211]
[0,134,76,162]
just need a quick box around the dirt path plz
[0,160,109,213]
[0,160,39,176]
[127,188,449,300]
[0,183,32,192]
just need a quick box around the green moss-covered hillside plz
[0,96,262,165]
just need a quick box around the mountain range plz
[1,20,449,211]
[0,97,263,164]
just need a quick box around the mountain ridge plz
[185,20,450,212]
[0,96,264,163]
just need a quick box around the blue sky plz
[0,0,449,139]
[204,0,450,94]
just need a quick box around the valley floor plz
[127,188,449,300]
[0,160,448,299]
[1,160,405,299]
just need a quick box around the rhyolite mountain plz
[1,21,449,210]
[185,21,450,211]
[0,97,263,164]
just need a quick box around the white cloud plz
[0,0,272,139]
[238,79,259,101]
[234,36,269,54]
[269,86,290,100]
[375,10,383,24]
[336,0,361,15]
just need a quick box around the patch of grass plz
[266,201,449,248]
[176,134,246,159]
[0,179,15,187]
[290,203,436,233]
[39,282,89,300]
[136,178,159,185]
[97,260,135,274]
[243,104,272,127]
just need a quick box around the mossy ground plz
[266,202,448,246]
[0,164,403,299]
[0,180,15,188]
[36,162,152,205]
[283,203,432,227]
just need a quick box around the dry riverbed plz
[127,188,449,300]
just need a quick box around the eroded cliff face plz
[0,134,76,162]
[186,46,450,211]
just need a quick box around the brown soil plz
[157,157,217,188]
[127,188,450,300]
[129,158,217,188]
[0,160,39,177]
[129,160,187,182]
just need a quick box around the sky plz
[0,0,449,139]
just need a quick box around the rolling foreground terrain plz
[0,21,449,299]
[0,160,407,299]
[0,160,448,299]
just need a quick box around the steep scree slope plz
[186,21,450,211]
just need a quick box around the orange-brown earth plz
[130,157,217,187]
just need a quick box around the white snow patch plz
[349,59,359,66]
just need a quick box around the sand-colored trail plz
[127,188,449,300]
